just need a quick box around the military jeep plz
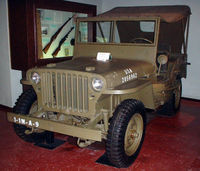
[7,5,191,168]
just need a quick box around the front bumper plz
[7,112,102,142]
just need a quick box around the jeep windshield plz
[78,19,156,45]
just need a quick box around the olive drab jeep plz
[7,5,191,168]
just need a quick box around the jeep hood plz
[42,57,155,88]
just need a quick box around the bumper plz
[7,112,102,142]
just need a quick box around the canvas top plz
[97,5,191,22]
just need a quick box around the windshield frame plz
[75,17,160,47]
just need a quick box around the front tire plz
[106,99,146,168]
[13,88,48,143]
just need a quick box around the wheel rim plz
[174,84,181,109]
[124,113,143,156]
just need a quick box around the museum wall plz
[101,0,200,100]
[0,0,22,107]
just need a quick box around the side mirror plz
[70,38,75,46]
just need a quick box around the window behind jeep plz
[78,20,155,44]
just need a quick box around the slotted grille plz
[41,71,89,113]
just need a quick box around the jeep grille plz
[41,71,89,113]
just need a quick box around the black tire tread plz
[13,88,47,143]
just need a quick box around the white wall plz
[0,0,22,107]
[102,0,200,99]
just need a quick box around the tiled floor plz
[0,99,200,170]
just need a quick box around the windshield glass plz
[78,20,156,44]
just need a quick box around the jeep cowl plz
[7,5,191,168]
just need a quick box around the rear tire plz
[106,99,146,168]
[173,79,182,112]
[157,79,182,116]
[13,88,48,143]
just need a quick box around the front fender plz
[102,80,156,110]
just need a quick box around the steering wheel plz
[130,38,153,44]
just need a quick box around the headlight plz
[31,72,40,84]
[92,78,103,91]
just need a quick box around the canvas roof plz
[97,5,191,23]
